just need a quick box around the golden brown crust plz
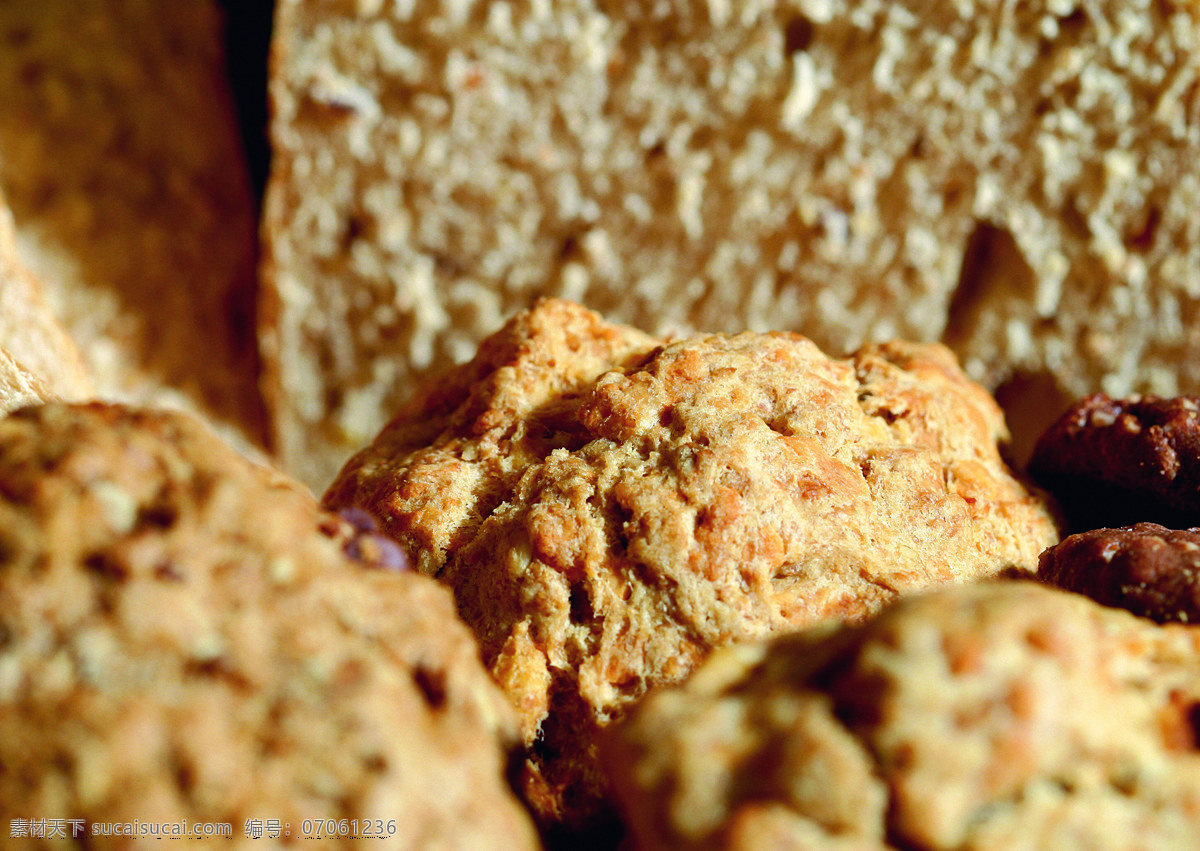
[0,403,539,850]
[0,191,91,400]
[326,298,1061,830]
[603,582,1200,851]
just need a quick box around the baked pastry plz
[0,403,540,850]
[324,298,1061,831]
[0,0,263,445]
[0,189,90,401]
[1029,393,1200,531]
[603,581,1200,850]
[263,0,1200,489]
[1039,523,1200,624]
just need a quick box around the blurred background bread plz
[0,0,264,446]
[0,187,91,406]
[261,0,1200,489]
[0,402,540,850]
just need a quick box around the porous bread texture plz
[264,0,1200,490]
[324,299,1061,830]
[0,190,90,402]
[603,581,1200,851]
[0,403,540,851]
[0,0,263,445]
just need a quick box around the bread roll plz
[604,581,1200,850]
[325,298,1061,832]
[0,402,540,850]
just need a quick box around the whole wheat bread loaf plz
[263,0,1200,489]
[0,0,263,445]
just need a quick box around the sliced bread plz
[263,0,1200,488]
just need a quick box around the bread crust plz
[263,0,1200,489]
[0,190,91,401]
[1039,523,1200,624]
[1030,394,1200,532]
[0,347,53,415]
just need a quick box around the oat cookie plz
[603,581,1200,851]
[325,299,1060,832]
[1029,394,1200,531]
[1038,523,1200,624]
[0,403,539,850]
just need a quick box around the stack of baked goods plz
[3,1,1200,849]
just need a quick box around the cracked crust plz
[0,189,90,402]
[325,299,1061,831]
[0,403,539,851]
[602,581,1200,851]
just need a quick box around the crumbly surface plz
[0,189,90,401]
[325,299,1061,831]
[0,348,53,415]
[1039,523,1200,624]
[602,581,1200,851]
[1030,394,1200,531]
[0,403,540,851]
[0,0,262,445]
[264,0,1200,490]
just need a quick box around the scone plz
[0,403,540,850]
[0,0,262,444]
[325,299,1061,831]
[603,581,1200,851]
[263,0,1200,490]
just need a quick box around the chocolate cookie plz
[1029,394,1200,531]
[325,298,1061,832]
[0,403,539,850]
[603,582,1200,851]
[1038,523,1200,624]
